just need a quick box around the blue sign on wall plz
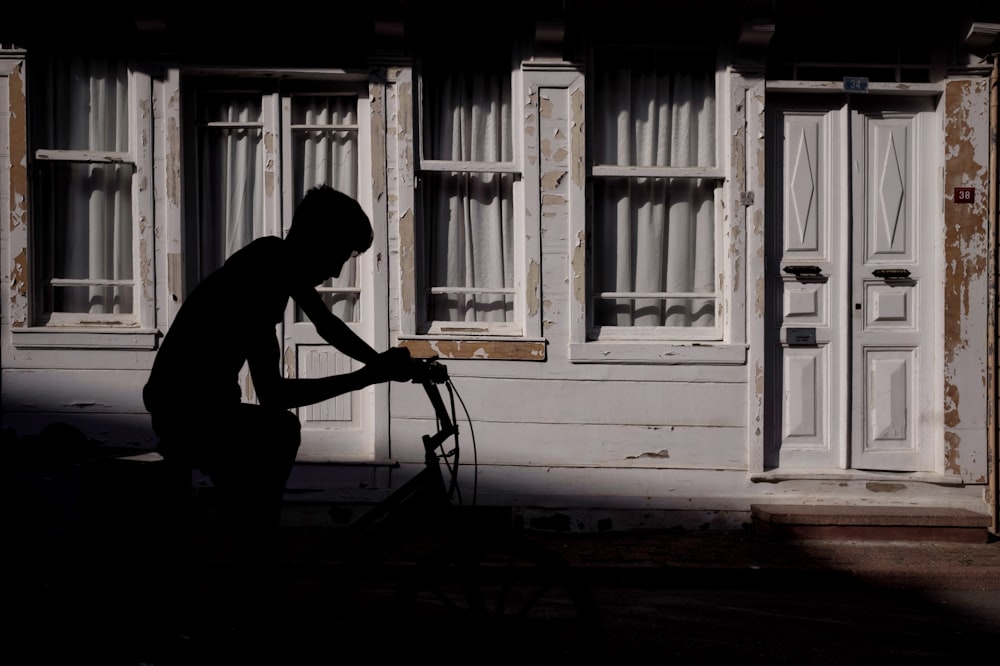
[843,77,869,93]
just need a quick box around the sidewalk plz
[274,511,1000,592]
[507,527,1000,590]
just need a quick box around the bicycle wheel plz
[391,529,603,662]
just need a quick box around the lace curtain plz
[422,66,515,324]
[292,95,361,322]
[39,57,132,315]
[592,54,717,328]
[197,93,360,321]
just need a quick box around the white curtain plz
[198,95,264,275]
[293,95,360,322]
[425,68,514,323]
[45,57,132,315]
[196,93,360,321]
[594,56,716,328]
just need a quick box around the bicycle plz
[283,356,604,662]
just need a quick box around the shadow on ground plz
[6,427,1000,665]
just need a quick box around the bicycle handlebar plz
[409,356,449,385]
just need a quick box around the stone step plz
[750,503,992,543]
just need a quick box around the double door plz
[765,95,939,472]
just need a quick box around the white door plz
[280,85,385,462]
[184,79,383,463]
[765,95,939,472]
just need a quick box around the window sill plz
[399,336,546,361]
[11,327,159,350]
[569,341,746,365]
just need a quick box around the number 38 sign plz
[954,187,975,204]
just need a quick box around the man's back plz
[143,236,291,415]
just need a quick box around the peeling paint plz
[139,231,152,301]
[626,450,670,460]
[398,81,414,183]
[944,383,960,428]
[138,97,150,151]
[401,338,545,361]
[526,260,540,316]
[569,87,585,188]
[943,79,989,370]
[370,79,387,200]
[539,94,553,120]
[8,64,28,326]
[168,252,181,302]
[730,96,746,297]
[572,230,586,306]
[542,171,566,190]
[754,273,765,318]
[941,79,989,475]
[283,345,296,378]
[399,207,415,315]
[264,132,276,196]
[944,431,961,474]
[552,146,567,163]
[9,248,27,326]
[166,116,180,206]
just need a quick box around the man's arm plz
[293,285,380,364]
[247,328,400,410]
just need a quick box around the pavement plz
[7,442,1000,665]
[507,525,1000,590]
[9,501,1000,665]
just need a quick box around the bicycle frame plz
[333,357,459,536]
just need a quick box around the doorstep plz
[750,503,992,543]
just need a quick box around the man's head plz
[286,185,373,284]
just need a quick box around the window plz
[28,55,150,329]
[183,81,368,322]
[188,90,266,284]
[288,92,364,323]
[414,51,524,337]
[181,76,380,454]
[587,48,723,341]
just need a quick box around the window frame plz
[408,51,536,341]
[569,45,746,365]
[10,53,156,350]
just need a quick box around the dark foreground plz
[9,518,1000,665]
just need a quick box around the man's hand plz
[367,346,414,383]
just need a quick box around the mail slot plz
[786,327,817,346]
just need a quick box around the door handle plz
[782,265,823,277]
[872,268,911,280]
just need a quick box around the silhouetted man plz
[142,185,412,642]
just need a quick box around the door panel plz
[184,78,384,462]
[281,86,381,462]
[766,95,938,473]
[767,104,847,469]
[850,102,936,471]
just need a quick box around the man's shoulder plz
[225,236,286,268]
[242,235,285,254]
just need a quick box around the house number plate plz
[954,187,975,204]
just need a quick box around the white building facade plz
[3,1,998,532]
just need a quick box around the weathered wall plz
[943,78,991,482]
